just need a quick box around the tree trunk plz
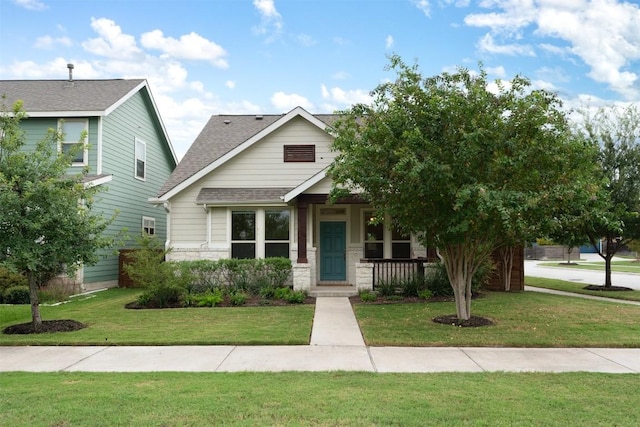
[438,240,493,321]
[566,247,573,264]
[28,271,42,330]
[604,253,613,288]
[497,246,514,291]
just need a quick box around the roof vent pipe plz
[67,63,74,81]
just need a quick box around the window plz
[59,119,88,165]
[284,145,315,162]
[231,211,256,259]
[363,212,412,259]
[230,209,290,259]
[391,227,411,259]
[135,138,146,180]
[142,217,156,236]
[364,213,384,258]
[265,209,290,258]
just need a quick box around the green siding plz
[12,91,175,285]
[83,90,175,284]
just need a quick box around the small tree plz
[0,101,114,330]
[329,56,596,321]
[579,104,640,287]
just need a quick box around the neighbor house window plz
[265,209,290,258]
[59,119,88,166]
[142,217,156,236]
[135,138,146,180]
[231,211,256,259]
[364,212,384,258]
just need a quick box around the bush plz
[376,278,399,297]
[358,289,378,302]
[401,277,427,297]
[193,289,224,307]
[285,290,307,304]
[0,267,28,302]
[229,290,248,306]
[424,259,494,297]
[3,285,30,304]
[137,284,185,308]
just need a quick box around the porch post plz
[297,201,308,263]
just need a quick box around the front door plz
[320,221,346,281]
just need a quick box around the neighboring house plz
[0,72,177,290]
[152,106,435,293]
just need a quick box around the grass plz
[538,259,640,274]
[354,290,640,347]
[1,371,639,426]
[526,276,640,302]
[0,288,314,346]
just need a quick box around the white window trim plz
[142,216,156,236]
[58,118,88,167]
[362,211,412,259]
[134,137,147,181]
[228,208,291,259]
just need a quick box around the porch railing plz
[365,258,427,289]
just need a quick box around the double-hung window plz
[135,138,146,180]
[231,209,290,259]
[59,119,88,166]
[142,217,156,236]
[363,211,412,259]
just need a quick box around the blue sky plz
[1,0,639,159]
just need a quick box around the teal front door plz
[320,221,346,281]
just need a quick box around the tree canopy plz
[0,101,114,329]
[328,56,597,321]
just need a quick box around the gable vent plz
[284,144,315,162]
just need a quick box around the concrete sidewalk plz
[2,296,639,373]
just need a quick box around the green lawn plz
[525,276,640,302]
[0,288,314,346]
[538,259,640,273]
[1,371,638,426]
[354,290,640,347]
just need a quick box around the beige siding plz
[169,185,207,243]
[197,117,335,188]
[210,207,227,243]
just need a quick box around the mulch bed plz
[3,319,86,335]
[125,295,316,309]
[432,314,494,327]
[583,285,633,292]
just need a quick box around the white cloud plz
[13,0,47,11]
[320,84,373,107]
[296,34,316,46]
[463,0,640,99]
[253,0,283,41]
[478,33,535,56]
[332,71,350,80]
[140,30,228,68]
[486,65,506,78]
[34,35,72,49]
[226,80,236,89]
[385,35,394,49]
[82,18,143,60]
[270,91,314,111]
[413,0,431,17]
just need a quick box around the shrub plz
[358,289,378,302]
[418,289,432,300]
[123,235,176,289]
[424,259,493,297]
[177,260,222,293]
[137,284,185,308]
[273,287,292,300]
[401,277,427,297]
[376,278,399,297]
[229,290,248,306]
[0,267,28,302]
[194,289,224,307]
[285,290,307,304]
[3,285,30,304]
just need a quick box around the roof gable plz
[156,106,339,200]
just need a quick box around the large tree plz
[0,101,114,330]
[329,56,596,322]
[579,104,640,288]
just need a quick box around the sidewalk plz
[2,296,639,374]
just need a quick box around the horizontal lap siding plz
[199,117,336,188]
[83,91,174,284]
[169,186,207,243]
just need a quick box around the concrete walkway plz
[2,295,640,373]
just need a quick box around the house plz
[152,106,440,294]
[0,70,177,290]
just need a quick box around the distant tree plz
[578,104,640,287]
[329,55,596,322]
[0,101,114,330]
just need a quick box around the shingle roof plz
[196,187,294,204]
[0,79,145,113]
[157,112,339,197]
